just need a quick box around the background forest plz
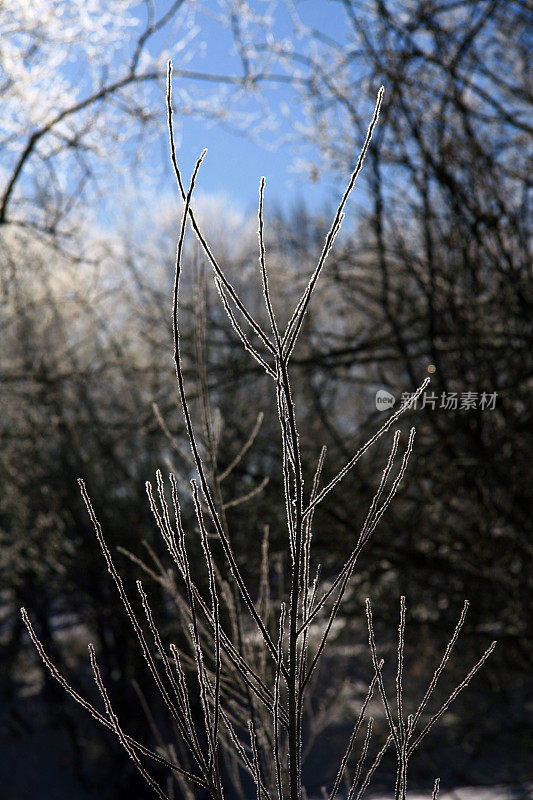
[0,1,531,798]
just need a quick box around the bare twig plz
[89,642,170,800]
[282,86,384,359]
[329,669,381,800]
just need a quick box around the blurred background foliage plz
[0,1,531,797]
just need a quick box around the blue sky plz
[133,0,355,218]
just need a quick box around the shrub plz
[21,62,495,800]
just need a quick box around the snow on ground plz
[309,787,533,800]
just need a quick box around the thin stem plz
[347,718,374,800]
[249,720,265,800]
[166,61,275,356]
[278,355,305,800]
[258,177,282,349]
[407,641,497,757]
[408,600,469,738]
[303,380,428,518]
[355,733,394,800]
[329,668,381,800]
[365,599,400,752]
[300,428,414,640]
[274,604,286,800]
[395,596,407,800]
[89,643,170,800]
[302,431,403,690]
[282,87,384,360]
[192,481,223,794]
[215,277,276,378]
